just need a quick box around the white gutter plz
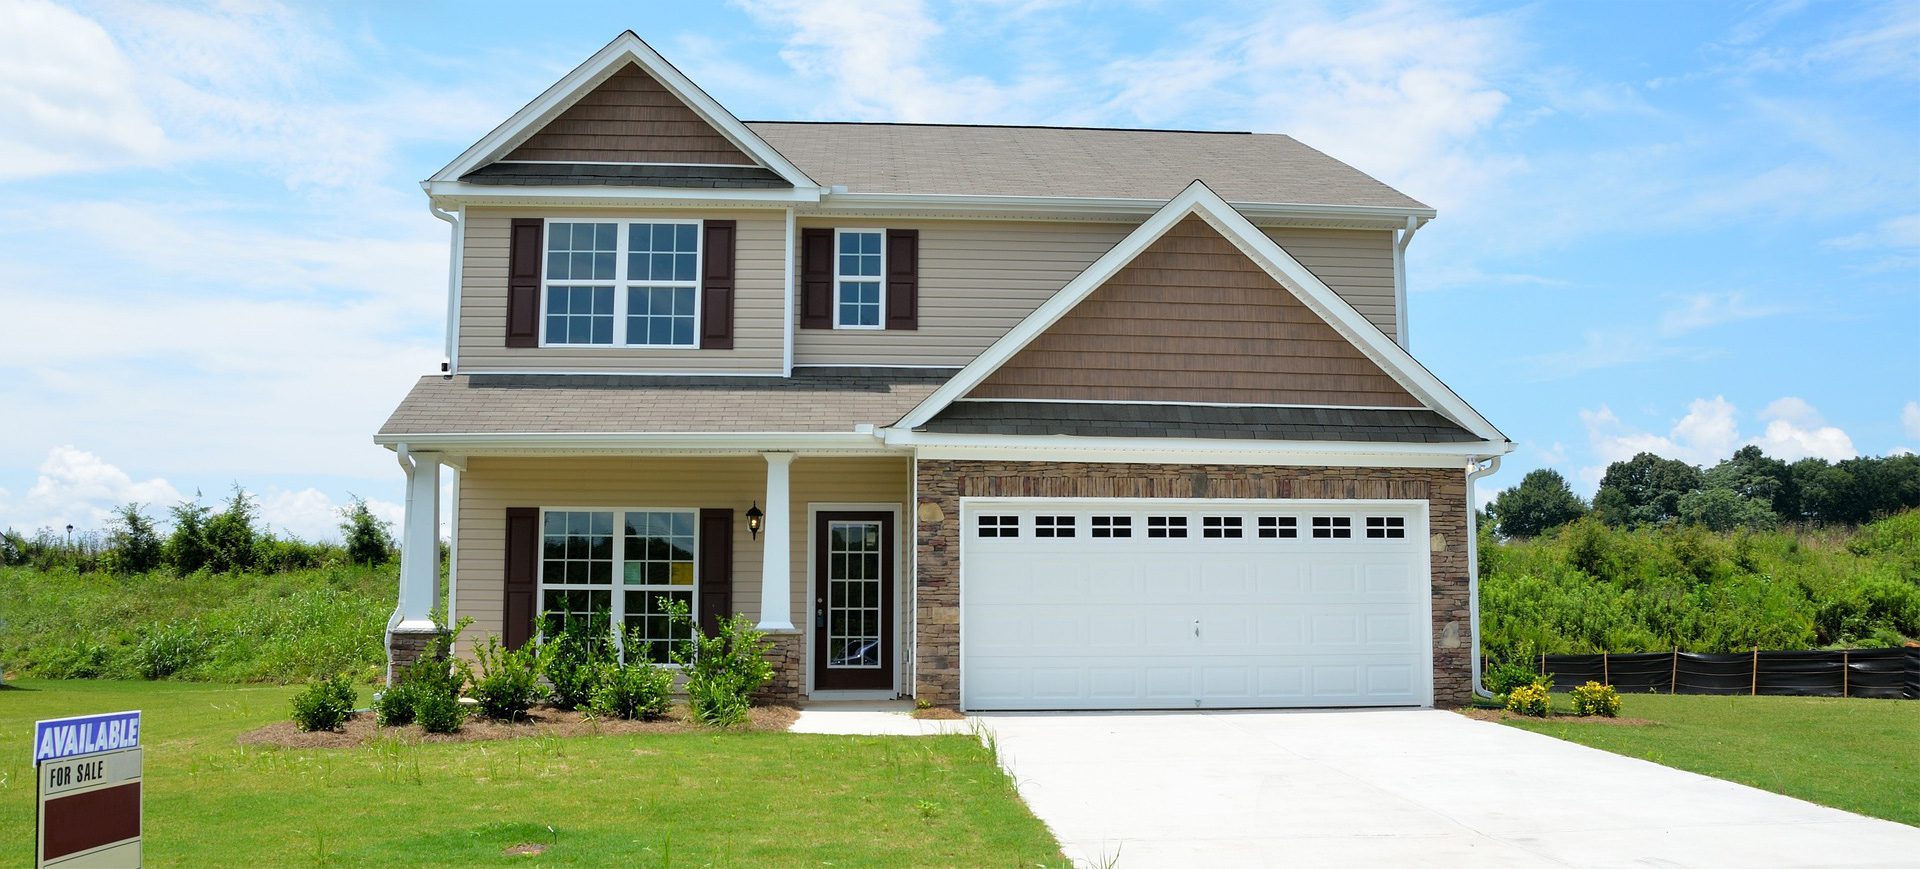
[427,202,462,374]
[373,430,893,452]
[1466,455,1502,700]
[1391,216,1425,350]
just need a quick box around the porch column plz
[756,451,796,631]
[391,446,442,638]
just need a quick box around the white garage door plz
[961,498,1432,711]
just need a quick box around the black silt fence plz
[1496,647,1919,700]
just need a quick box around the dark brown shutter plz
[885,228,919,330]
[699,220,735,349]
[697,508,734,637]
[800,227,833,329]
[503,507,539,649]
[506,219,543,348]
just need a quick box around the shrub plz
[470,634,546,721]
[376,648,466,727]
[339,496,395,566]
[203,487,259,573]
[104,503,164,575]
[1484,657,1544,696]
[589,629,674,720]
[165,497,214,574]
[291,675,358,732]
[372,680,418,727]
[1504,679,1551,717]
[544,614,616,711]
[1569,681,1621,717]
[666,599,773,727]
[134,623,207,679]
[414,690,465,734]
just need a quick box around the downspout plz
[428,201,462,376]
[1392,216,1424,350]
[1466,455,1501,699]
[386,442,417,686]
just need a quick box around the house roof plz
[924,402,1480,444]
[745,122,1428,210]
[461,163,791,189]
[378,368,957,437]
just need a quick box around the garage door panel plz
[962,499,1431,711]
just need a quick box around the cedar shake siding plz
[910,460,1473,708]
[791,217,1399,367]
[456,208,785,373]
[501,63,756,165]
[967,217,1422,407]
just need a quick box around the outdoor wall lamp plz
[746,501,764,540]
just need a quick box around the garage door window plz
[1311,516,1353,539]
[1367,516,1407,539]
[1091,515,1132,538]
[1147,516,1188,538]
[1201,516,1243,538]
[1035,515,1076,537]
[1258,516,1298,538]
[978,515,1020,537]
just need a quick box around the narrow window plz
[1366,516,1407,539]
[620,511,697,663]
[1258,516,1298,539]
[625,222,700,347]
[835,229,884,328]
[544,222,617,345]
[977,515,1019,538]
[1147,515,1188,538]
[1091,515,1132,538]
[1035,515,1077,538]
[1202,516,1244,538]
[1311,516,1353,539]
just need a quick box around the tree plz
[1593,452,1703,527]
[202,487,258,573]
[1704,446,1796,519]
[104,503,164,575]
[1677,487,1777,532]
[338,495,395,565]
[165,496,213,574]
[1487,469,1588,538]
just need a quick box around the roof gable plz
[893,181,1506,443]
[430,32,814,187]
[969,216,1422,407]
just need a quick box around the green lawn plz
[0,680,1063,866]
[1497,692,1920,827]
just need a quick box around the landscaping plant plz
[1570,680,1622,717]
[469,634,547,721]
[1484,656,1546,697]
[291,674,358,732]
[665,598,773,727]
[544,613,615,711]
[413,690,466,733]
[1504,677,1551,718]
[588,630,674,720]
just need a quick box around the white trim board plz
[803,502,907,698]
[890,180,1509,445]
[429,31,817,190]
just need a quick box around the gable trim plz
[430,32,817,189]
[890,180,1507,443]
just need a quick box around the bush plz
[165,498,214,574]
[1570,681,1621,717]
[134,623,206,679]
[666,599,773,727]
[339,496,395,566]
[1504,680,1551,717]
[203,488,259,574]
[376,645,466,727]
[414,690,465,734]
[1485,657,1544,696]
[291,675,358,732]
[544,614,615,711]
[589,652,674,720]
[469,634,546,721]
[104,504,164,575]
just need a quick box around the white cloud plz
[1751,398,1857,461]
[0,0,168,178]
[0,446,181,533]
[1903,401,1920,440]
[255,487,404,542]
[1658,292,1790,336]
[1576,396,1862,486]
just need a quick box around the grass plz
[0,680,1064,866]
[1496,692,1920,827]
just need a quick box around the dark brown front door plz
[813,511,895,691]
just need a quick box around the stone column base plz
[387,628,448,682]
[755,631,805,705]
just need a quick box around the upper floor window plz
[544,220,699,348]
[835,229,883,329]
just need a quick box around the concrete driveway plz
[977,708,1920,868]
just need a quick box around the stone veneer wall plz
[756,631,806,704]
[386,628,447,681]
[911,461,1472,709]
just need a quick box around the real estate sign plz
[34,711,142,868]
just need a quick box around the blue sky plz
[2,0,1915,539]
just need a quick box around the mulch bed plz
[239,703,799,749]
[1457,708,1656,726]
[910,706,967,721]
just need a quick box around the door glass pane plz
[825,520,884,668]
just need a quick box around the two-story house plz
[377,32,1511,711]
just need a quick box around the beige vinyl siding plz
[793,218,1398,367]
[452,455,911,666]
[456,207,786,374]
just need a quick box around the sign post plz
[34,711,142,868]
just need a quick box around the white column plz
[394,448,442,632]
[757,451,796,631]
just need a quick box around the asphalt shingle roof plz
[379,368,958,436]
[462,162,791,188]
[922,401,1480,443]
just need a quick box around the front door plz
[813,511,895,691]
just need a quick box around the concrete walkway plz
[789,701,973,736]
[977,708,1920,868]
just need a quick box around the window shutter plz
[504,507,539,649]
[506,219,543,348]
[800,227,833,329]
[699,220,736,349]
[697,508,734,637]
[885,228,919,330]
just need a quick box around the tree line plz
[1,488,396,575]
[1488,447,1920,539]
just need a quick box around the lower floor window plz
[541,508,697,663]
